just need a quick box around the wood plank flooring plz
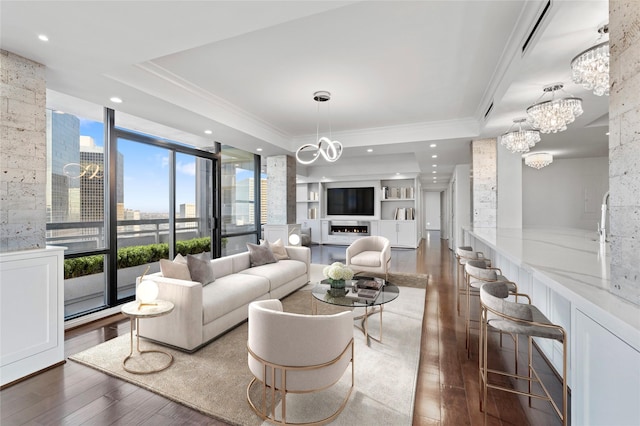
[1,232,565,425]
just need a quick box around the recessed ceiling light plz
[38,34,49,42]
[432,171,436,174]
[396,172,400,175]
[432,154,438,158]
[605,131,610,136]
[432,164,437,167]
[430,143,437,148]
[204,130,212,135]
[256,148,263,152]
[109,97,123,103]
[367,148,373,153]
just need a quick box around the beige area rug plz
[69,265,427,425]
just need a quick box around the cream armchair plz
[246,299,354,425]
[345,236,391,278]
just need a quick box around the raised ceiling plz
[0,1,609,188]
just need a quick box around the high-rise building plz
[79,136,123,222]
[46,110,80,223]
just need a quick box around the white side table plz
[121,300,174,374]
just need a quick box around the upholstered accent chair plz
[345,236,391,279]
[479,282,567,425]
[464,260,513,358]
[246,299,354,425]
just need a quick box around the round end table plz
[121,300,174,374]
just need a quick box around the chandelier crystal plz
[499,118,541,153]
[571,25,609,96]
[526,84,583,134]
[296,91,343,165]
[524,152,553,169]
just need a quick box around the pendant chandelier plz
[526,84,583,134]
[571,25,609,96]
[524,152,553,169]
[295,91,343,165]
[499,118,541,153]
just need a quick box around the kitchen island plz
[464,227,640,425]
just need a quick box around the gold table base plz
[123,317,173,374]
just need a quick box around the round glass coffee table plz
[311,277,399,343]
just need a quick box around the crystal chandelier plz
[571,25,609,96]
[526,84,583,134]
[524,152,553,169]
[499,118,541,153]
[295,91,343,165]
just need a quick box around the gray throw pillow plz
[160,258,192,281]
[187,253,215,286]
[247,241,277,267]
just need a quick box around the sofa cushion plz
[239,259,307,292]
[187,253,215,286]
[160,254,191,281]
[350,251,382,267]
[202,274,270,324]
[247,241,277,267]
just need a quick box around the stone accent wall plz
[471,139,497,228]
[0,50,47,252]
[266,155,296,225]
[609,1,640,305]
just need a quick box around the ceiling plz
[0,1,610,190]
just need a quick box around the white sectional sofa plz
[137,245,311,352]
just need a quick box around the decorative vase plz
[327,287,347,298]
[329,279,346,289]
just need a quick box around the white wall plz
[450,164,471,249]
[497,142,522,228]
[441,189,450,240]
[424,191,441,230]
[523,157,608,230]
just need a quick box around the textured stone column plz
[609,1,640,305]
[497,142,523,229]
[0,50,47,252]
[471,139,497,228]
[266,155,296,225]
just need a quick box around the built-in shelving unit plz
[295,178,420,248]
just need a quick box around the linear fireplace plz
[329,220,370,236]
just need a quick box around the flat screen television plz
[326,187,375,216]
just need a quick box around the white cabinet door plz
[396,221,417,247]
[378,220,417,247]
[378,221,398,244]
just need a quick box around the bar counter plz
[464,227,640,425]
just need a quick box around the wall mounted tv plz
[326,187,375,216]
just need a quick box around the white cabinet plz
[380,220,417,248]
[1,246,66,387]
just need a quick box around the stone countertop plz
[465,227,640,346]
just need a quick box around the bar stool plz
[455,246,490,314]
[464,260,513,359]
[479,282,567,426]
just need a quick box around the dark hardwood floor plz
[1,232,565,425]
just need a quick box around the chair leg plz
[466,279,471,357]
[478,307,485,412]
[562,338,568,426]
[528,336,533,407]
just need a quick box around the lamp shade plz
[137,279,159,303]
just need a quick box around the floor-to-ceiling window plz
[220,146,261,255]
[46,106,110,318]
[47,99,219,319]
